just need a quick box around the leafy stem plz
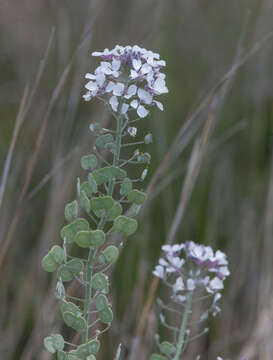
[83,112,124,343]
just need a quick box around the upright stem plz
[83,114,124,343]
[83,248,96,342]
[173,291,193,360]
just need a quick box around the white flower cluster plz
[83,45,168,118]
[153,241,230,315]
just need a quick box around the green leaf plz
[98,306,113,324]
[75,230,105,248]
[42,246,64,272]
[61,302,82,316]
[57,259,84,282]
[80,182,93,197]
[96,134,114,148]
[159,341,176,356]
[102,246,119,263]
[57,350,67,360]
[81,154,97,170]
[61,218,89,244]
[65,200,78,222]
[80,190,91,214]
[107,202,123,221]
[44,334,64,354]
[88,173,98,193]
[89,230,106,246]
[94,201,122,221]
[93,166,127,185]
[67,355,79,360]
[63,311,87,332]
[149,354,168,360]
[114,216,138,236]
[120,177,132,196]
[42,253,57,272]
[95,294,109,311]
[71,339,100,358]
[128,189,147,205]
[90,196,114,211]
[50,245,64,263]
[86,356,96,360]
[92,273,109,293]
[67,354,79,360]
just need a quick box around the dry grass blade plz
[0,84,29,212]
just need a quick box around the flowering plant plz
[41,45,168,360]
[151,242,230,360]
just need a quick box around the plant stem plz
[173,291,193,360]
[83,248,96,342]
[82,113,124,343]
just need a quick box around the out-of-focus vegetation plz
[1,0,273,359]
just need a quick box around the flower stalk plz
[173,291,193,360]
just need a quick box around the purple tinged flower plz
[83,45,167,116]
[137,88,153,105]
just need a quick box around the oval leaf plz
[92,273,109,293]
[99,306,113,324]
[114,216,138,236]
[128,189,147,205]
[102,246,119,263]
[57,259,84,282]
[95,294,109,311]
[90,196,114,211]
[63,312,87,332]
[81,154,97,170]
[65,200,78,222]
[61,218,89,244]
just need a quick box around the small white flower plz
[137,105,149,118]
[137,88,153,105]
[121,103,129,114]
[106,81,115,93]
[125,84,137,99]
[173,277,184,293]
[132,59,142,71]
[109,96,118,112]
[154,100,164,111]
[130,99,139,109]
[187,278,195,291]
[113,83,125,96]
[153,265,165,279]
[85,73,96,80]
[83,92,92,101]
[208,277,224,293]
[128,126,137,137]
[151,78,168,94]
[85,81,98,91]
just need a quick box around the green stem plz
[83,248,96,342]
[173,291,193,360]
[82,113,124,343]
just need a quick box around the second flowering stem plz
[173,291,193,360]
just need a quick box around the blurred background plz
[1,0,273,359]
